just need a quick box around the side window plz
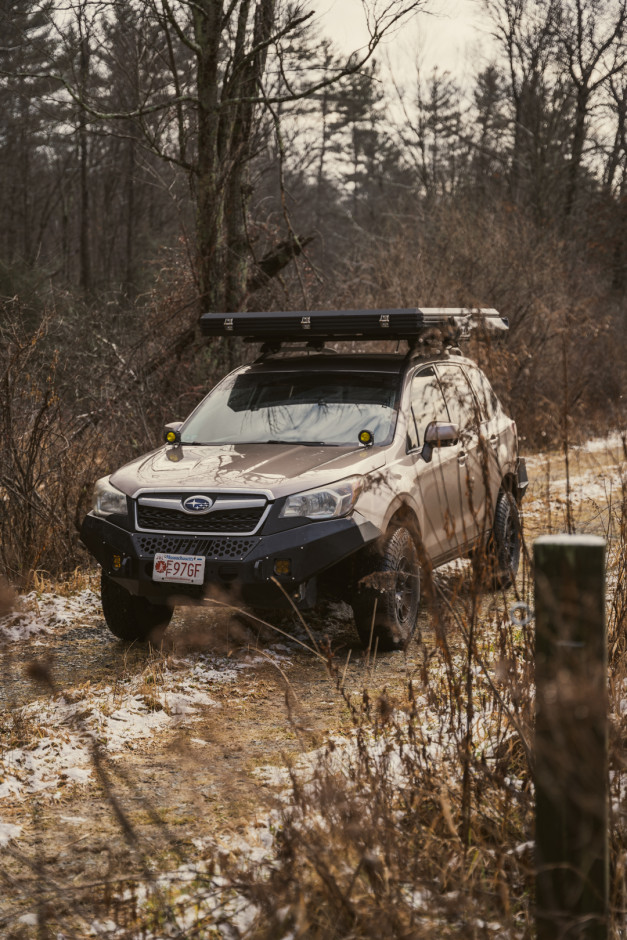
[465,366,499,421]
[436,364,480,431]
[408,366,450,449]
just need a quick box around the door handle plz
[458,451,467,466]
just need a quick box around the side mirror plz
[164,421,183,445]
[422,421,459,461]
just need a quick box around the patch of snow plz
[524,463,624,527]
[436,557,472,575]
[0,659,238,802]
[0,821,22,845]
[0,588,101,642]
[509,840,534,857]
[577,432,625,454]
[89,919,119,936]
[236,647,294,668]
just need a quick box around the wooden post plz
[534,535,608,939]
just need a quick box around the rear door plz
[464,364,514,520]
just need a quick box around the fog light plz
[112,554,123,570]
[274,558,291,576]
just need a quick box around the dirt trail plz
[0,594,450,924]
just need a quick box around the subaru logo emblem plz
[182,495,214,514]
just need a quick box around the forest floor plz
[0,433,625,938]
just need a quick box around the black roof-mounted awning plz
[199,308,508,343]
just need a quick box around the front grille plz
[135,534,259,561]
[136,505,265,534]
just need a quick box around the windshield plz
[181,370,400,446]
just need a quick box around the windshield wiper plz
[265,439,325,446]
[178,439,326,446]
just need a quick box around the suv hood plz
[109,442,386,500]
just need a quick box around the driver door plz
[435,363,487,546]
[408,366,466,563]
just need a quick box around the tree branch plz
[247,235,316,292]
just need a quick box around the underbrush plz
[0,278,213,586]
[231,554,537,939]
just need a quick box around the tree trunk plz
[193,0,226,311]
[194,0,275,315]
[564,88,588,218]
[78,33,91,293]
[124,136,136,300]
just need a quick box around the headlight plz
[92,477,128,517]
[280,477,363,520]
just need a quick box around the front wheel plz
[351,526,420,652]
[100,574,173,643]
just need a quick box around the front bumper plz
[80,512,380,607]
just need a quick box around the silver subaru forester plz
[81,308,528,651]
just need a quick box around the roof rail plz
[199,308,508,344]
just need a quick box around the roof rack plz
[199,308,508,345]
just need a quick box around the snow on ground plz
[523,432,625,527]
[0,656,240,803]
[525,465,624,515]
[524,430,625,462]
[576,431,626,454]
[0,821,22,846]
[0,588,101,642]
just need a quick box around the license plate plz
[152,553,205,585]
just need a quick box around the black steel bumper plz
[80,512,380,607]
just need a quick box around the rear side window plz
[465,365,500,420]
[408,366,450,449]
[436,363,481,431]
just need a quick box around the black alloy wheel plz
[473,489,521,589]
[351,526,421,652]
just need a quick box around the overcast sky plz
[310,0,495,87]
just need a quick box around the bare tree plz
[484,0,562,206]
[13,0,425,314]
[556,0,627,216]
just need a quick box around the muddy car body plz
[81,309,528,650]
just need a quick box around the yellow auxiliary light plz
[274,559,292,576]
[163,424,182,445]
[359,429,374,446]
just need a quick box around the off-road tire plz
[351,526,420,652]
[100,573,173,643]
[474,489,521,589]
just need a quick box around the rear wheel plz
[351,527,420,652]
[474,489,521,589]
[100,573,173,643]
